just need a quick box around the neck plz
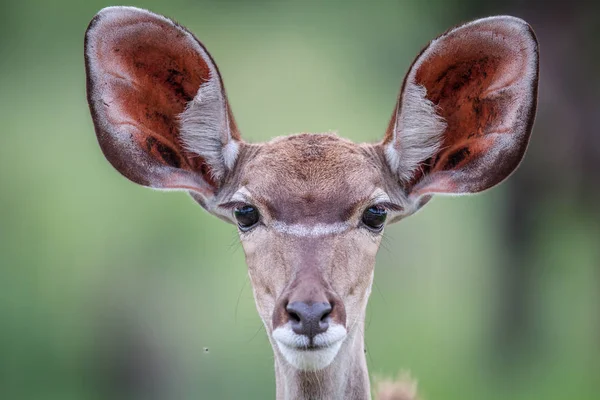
[272,323,370,400]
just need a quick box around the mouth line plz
[283,343,330,352]
[276,336,345,353]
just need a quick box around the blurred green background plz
[1,0,599,399]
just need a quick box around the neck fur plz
[272,322,370,400]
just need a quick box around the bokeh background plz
[1,0,599,399]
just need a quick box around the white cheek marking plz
[272,324,347,371]
[271,221,350,237]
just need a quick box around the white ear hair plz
[384,82,447,183]
[179,67,239,181]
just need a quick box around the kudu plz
[84,7,538,400]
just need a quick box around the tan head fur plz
[85,7,538,399]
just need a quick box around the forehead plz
[241,134,383,224]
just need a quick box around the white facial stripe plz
[231,187,398,234]
[271,221,350,237]
[272,324,347,371]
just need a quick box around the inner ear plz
[382,16,538,200]
[413,29,535,182]
[89,10,210,178]
[85,7,235,194]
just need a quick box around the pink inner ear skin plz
[90,14,217,187]
[416,43,525,172]
[405,20,537,192]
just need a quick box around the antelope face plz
[231,135,398,370]
[85,6,538,379]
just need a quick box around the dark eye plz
[234,205,260,231]
[361,206,387,231]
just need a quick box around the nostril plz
[318,303,332,333]
[288,311,301,323]
[286,303,304,324]
[320,303,332,322]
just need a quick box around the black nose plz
[286,301,332,339]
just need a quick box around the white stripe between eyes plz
[271,221,349,237]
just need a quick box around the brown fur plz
[85,8,539,400]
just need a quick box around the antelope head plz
[85,7,538,399]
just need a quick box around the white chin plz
[272,325,347,371]
[276,340,344,371]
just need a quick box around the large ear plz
[85,7,240,204]
[381,16,538,212]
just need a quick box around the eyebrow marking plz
[231,186,252,202]
[218,186,254,209]
[271,221,350,237]
[370,188,391,203]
